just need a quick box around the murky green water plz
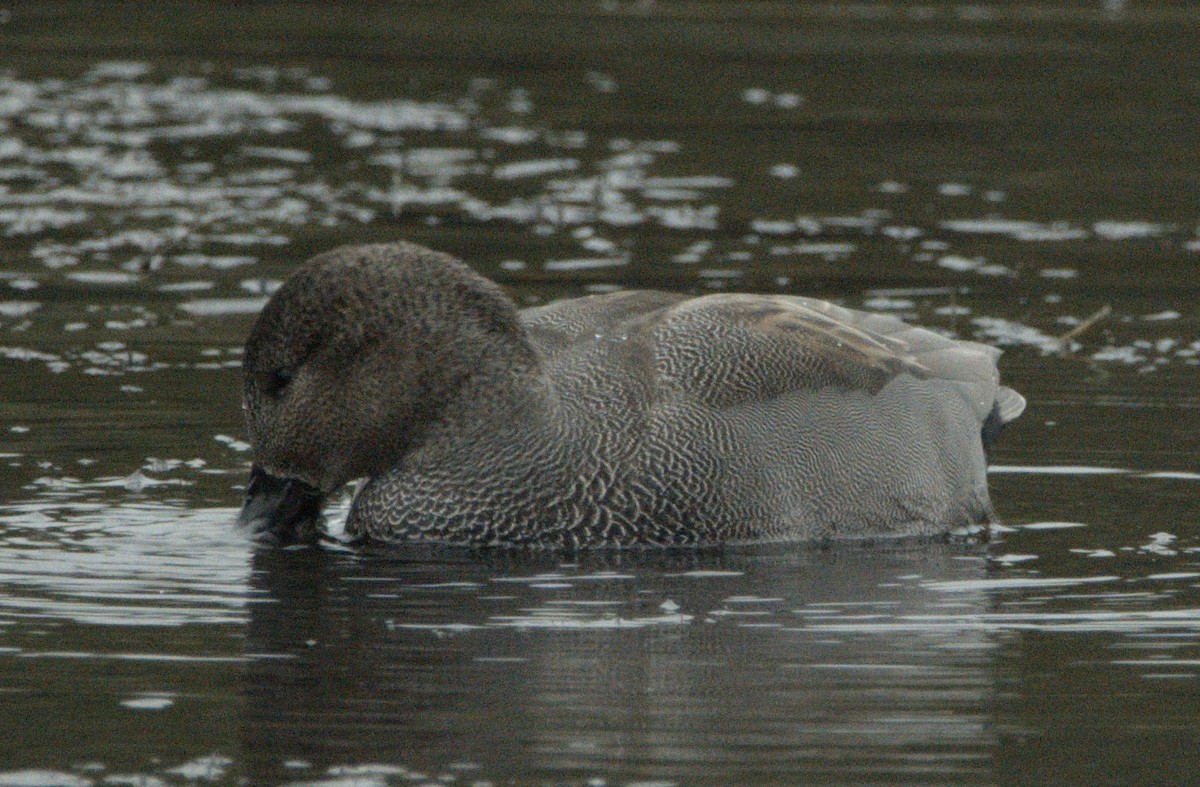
[1,2,1199,784]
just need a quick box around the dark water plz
[1,2,1199,784]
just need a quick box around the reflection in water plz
[0,501,251,780]
[995,629,1200,786]
[241,544,998,784]
[0,501,250,627]
[0,494,1199,783]
[1,58,1198,383]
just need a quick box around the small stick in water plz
[1056,304,1112,355]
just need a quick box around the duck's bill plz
[237,464,326,544]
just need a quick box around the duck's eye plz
[259,367,295,398]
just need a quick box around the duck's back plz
[524,291,1013,414]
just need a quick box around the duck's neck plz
[405,332,558,467]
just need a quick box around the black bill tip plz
[238,464,326,544]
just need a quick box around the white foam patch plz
[989,465,1128,476]
[488,612,693,630]
[0,301,40,316]
[667,570,745,578]
[923,575,1120,593]
[543,257,627,272]
[120,693,176,710]
[177,297,268,316]
[0,772,92,787]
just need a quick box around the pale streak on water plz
[1,3,1200,784]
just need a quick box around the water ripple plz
[0,501,251,628]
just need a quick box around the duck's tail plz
[982,386,1026,454]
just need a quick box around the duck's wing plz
[520,290,1022,426]
[649,293,1023,424]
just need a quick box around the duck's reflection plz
[241,543,997,784]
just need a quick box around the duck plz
[237,241,1024,548]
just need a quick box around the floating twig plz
[1056,304,1111,355]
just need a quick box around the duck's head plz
[236,241,530,543]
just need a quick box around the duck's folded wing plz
[650,293,1023,425]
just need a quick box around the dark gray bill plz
[237,464,326,544]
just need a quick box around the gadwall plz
[237,242,1024,547]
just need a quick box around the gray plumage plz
[240,241,1024,548]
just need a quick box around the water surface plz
[1,2,1199,784]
